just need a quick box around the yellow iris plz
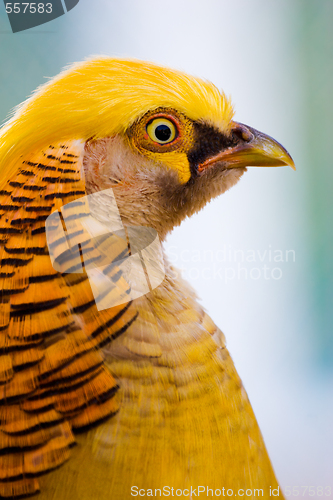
[146,118,177,144]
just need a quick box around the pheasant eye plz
[146,118,177,144]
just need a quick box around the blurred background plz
[0,0,332,493]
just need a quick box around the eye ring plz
[146,117,178,145]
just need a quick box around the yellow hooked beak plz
[198,122,295,172]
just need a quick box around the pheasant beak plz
[198,122,295,172]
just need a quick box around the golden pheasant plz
[0,58,294,499]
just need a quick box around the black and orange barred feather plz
[0,141,136,498]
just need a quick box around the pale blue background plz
[0,0,332,492]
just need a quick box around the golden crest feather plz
[0,57,234,188]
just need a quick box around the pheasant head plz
[0,57,294,240]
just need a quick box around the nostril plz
[232,123,254,143]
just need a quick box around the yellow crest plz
[0,57,234,186]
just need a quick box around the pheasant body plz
[0,58,294,499]
[34,271,279,499]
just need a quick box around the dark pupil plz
[155,124,172,142]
